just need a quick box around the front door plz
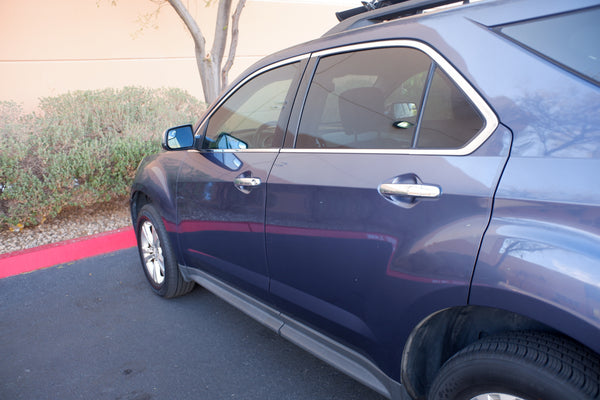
[177,60,304,298]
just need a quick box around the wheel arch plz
[130,190,151,224]
[400,305,557,399]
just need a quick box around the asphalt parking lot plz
[0,248,386,400]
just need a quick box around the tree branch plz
[221,0,246,88]
[168,0,207,61]
[211,0,233,85]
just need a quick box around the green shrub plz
[0,87,205,230]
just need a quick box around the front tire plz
[428,331,600,400]
[136,204,194,298]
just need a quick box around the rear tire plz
[135,204,194,298]
[428,331,600,400]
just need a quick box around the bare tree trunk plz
[168,0,213,102]
[168,0,243,104]
[212,0,233,93]
[109,0,246,104]
[195,43,220,103]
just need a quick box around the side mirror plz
[162,125,195,150]
[215,132,248,150]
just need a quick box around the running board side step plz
[179,264,409,400]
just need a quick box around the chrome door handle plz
[234,177,261,187]
[378,183,441,198]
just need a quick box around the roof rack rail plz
[335,0,410,22]
[325,0,470,36]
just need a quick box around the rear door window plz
[295,47,484,150]
[417,66,484,149]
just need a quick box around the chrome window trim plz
[187,148,280,154]
[197,40,498,156]
[287,40,498,156]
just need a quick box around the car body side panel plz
[266,125,512,379]
[130,152,183,245]
[471,158,600,355]
[464,3,600,356]
[129,1,600,395]
[175,150,278,299]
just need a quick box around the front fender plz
[130,152,183,233]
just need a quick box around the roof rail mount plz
[336,0,411,22]
[329,0,469,36]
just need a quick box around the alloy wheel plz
[471,394,526,400]
[139,220,165,285]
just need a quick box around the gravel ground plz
[0,199,132,255]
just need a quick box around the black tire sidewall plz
[429,351,588,400]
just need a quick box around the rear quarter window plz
[496,7,600,85]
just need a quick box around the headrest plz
[338,87,386,136]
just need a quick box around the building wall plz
[0,0,350,111]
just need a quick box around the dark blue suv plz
[130,1,600,398]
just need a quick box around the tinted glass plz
[499,7,600,85]
[296,48,431,149]
[204,62,299,149]
[417,67,484,149]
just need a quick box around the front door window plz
[203,62,301,150]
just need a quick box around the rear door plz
[265,42,511,371]
[177,58,306,299]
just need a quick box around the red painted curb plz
[0,227,136,279]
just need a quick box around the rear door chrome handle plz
[378,183,441,198]
[234,177,261,187]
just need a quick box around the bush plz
[0,87,205,230]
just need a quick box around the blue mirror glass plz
[163,125,194,150]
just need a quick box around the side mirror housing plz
[162,124,195,150]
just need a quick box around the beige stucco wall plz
[0,0,348,111]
